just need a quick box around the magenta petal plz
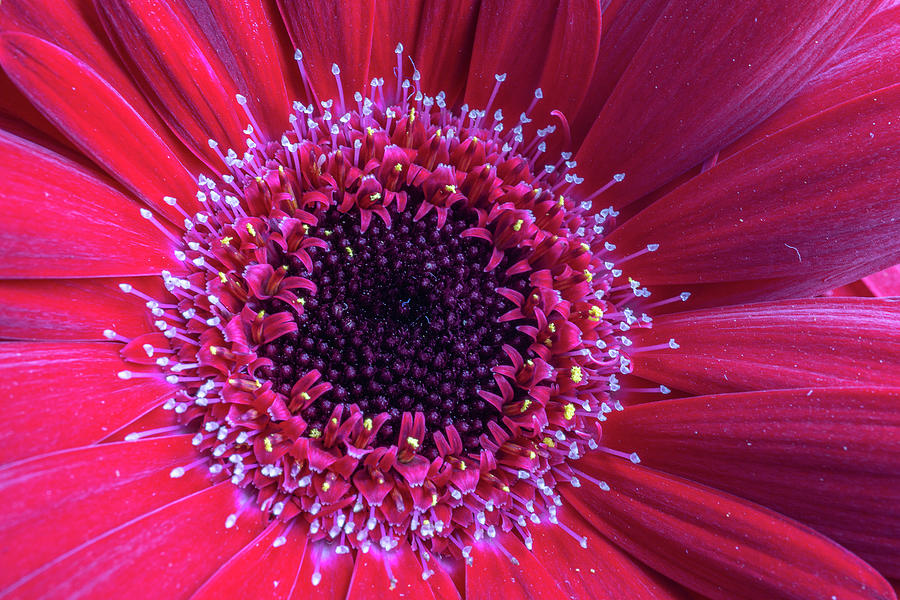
[96,0,252,168]
[0,437,209,591]
[0,129,178,278]
[277,0,375,104]
[576,0,881,208]
[608,86,900,303]
[0,32,200,223]
[565,454,895,600]
[191,524,308,600]
[413,0,480,106]
[0,277,156,341]
[630,298,900,394]
[530,508,687,599]
[465,0,601,122]
[465,533,566,599]
[346,543,436,599]
[0,341,175,464]
[602,387,900,577]
[369,1,425,99]
[8,481,266,599]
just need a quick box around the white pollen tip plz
[163,196,177,205]
[629,452,641,464]
[103,329,117,339]
[311,572,322,586]
[331,63,340,75]
[273,535,287,548]
[235,93,248,105]
[117,370,132,380]
[139,208,153,219]
[225,514,237,529]
[394,43,403,54]
[534,88,543,99]
[495,73,507,82]
[647,243,660,252]
[169,467,185,478]
[294,49,303,60]
[613,172,625,182]
[124,432,141,442]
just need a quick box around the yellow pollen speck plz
[364,418,373,430]
[324,230,333,236]
[278,165,285,174]
[409,107,416,122]
[543,339,553,347]
[459,461,467,471]
[570,367,583,384]
[302,224,309,233]
[255,176,263,183]
[512,219,524,232]
[331,417,338,425]
[526,359,534,367]
[406,436,420,449]
[502,485,510,492]
[218,272,227,283]
[520,399,532,413]
[548,323,556,333]
[297,297,306,305]
[322,481,331,492]
[366,126,376,136]
[254,379,262,389]
[444,184,457,193]
[370,192,382,201]
[345,246,354,257]
[300,392,311,401]
[528,450,536,459]
[263,437,273,452]
[309,428,322,438]
[581,242,591,252]
[558,195,565,206]
[257,310,265,318]
[210,347,217,355]
[543,437,556,448]
[393,163,403,172]
[246,223,256,236]
[584,269,593,282]
[221,236,233,246]
[564,402,577,420]
[588,305,603,321]
[432,494,439,506]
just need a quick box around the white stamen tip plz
[311,572,322,586]
[394,43,403,54]
[273,535,287,548]
[169,467,185,478]
[225,514,238,529]
[294,49,302,60]
[613,173,625,182]
[117,370,132,380]
[647,243,660,252]
[495,73,507,82]
[103,329,117,339]
[629,452,641,464]
[124,432,141,442]
[235,94,248,105]
[139,208,153,219]
[331,63,340,75]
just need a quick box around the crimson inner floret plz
[254,190,532,454]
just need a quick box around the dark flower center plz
[256,190,531,453]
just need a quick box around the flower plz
[0,0,898,598]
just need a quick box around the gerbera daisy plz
[0,1,898,599]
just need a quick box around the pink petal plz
[465,0,601,122]
[0,342,174,464]
[291,541,354,599]
[465,533,566,599]
[0,32,200,223]
[413,0,480,105]
[277,0,375,104]
[0,129,178,278]
[575,0,881,208]
[346,543,436,599]
[191,524,308,600]
[564,454,895,600]
[0,437,208,591]
[607,86,900,304]
[601,387,900,577]
[723,5,900,157]
[530,507,688,599]
[9,481,266,599]
[630,298,900,394]
[96,0,252,167]
[864,264,900,297]
[0,276,157,341]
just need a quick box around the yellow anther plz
[406,436,420,449]
[370,192,382,201]
[309,428,322,438]
[581,242,591,252]
[300,392,311,401]
[344,246,354,257]
[588,305,603,321]
[432,494,439,506]
[501,485,510,492]
[263,437,273,452]
[281,264,289,271]
[255,176,263,183]
[512,219,524,232]
[520,399,532,413]
[570,367,583,384]
[218,272,228,283]
[321,481,331,492]
[393,163,404,172]
[444,184,457,193]
[221,236,233,246]
[525,359,534,367]
[364,418,373,431]
[459,461,467,471]
[278,165,285,174]
[302,224,309,233]
[409,107,416,122]
[544,338,553,347]
[246,223,256,237]
[324,229,333,236]
[528,450,536,459]
[558,195,565,206]
[564,402,577,420]
[296,297,306,305]
[366,126,376,136]
[331,417,338,425]
[210,347,218,356]
[548,323,556,333]
[543,437,556,448]
[584,269,593,282]
[257,310,266,318]
[254,379,262,389]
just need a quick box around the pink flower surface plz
[0,1,898,599]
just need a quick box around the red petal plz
[0,129,177,278]
[291,541,355,600]
[9,481,266,599]
[0,342,174,464]
[0,33,200,223]
[0,437,208,591]
[864,265,900,297]
[723,5,900,158]
[413,0,480,105]
[576,0,881,208]
[630,298,900,394]
[530,507,687,599]
[277,0,375,104]
[564,454,895,600]
[346,543,436,599]
[96,0,251,167]
[465,0,600,122]
[0,277,156,341]
[191,524,308,600]
[607,86,900,304]
[465,533,566,599]
[601,387,900,577]
[369,1,425,100]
